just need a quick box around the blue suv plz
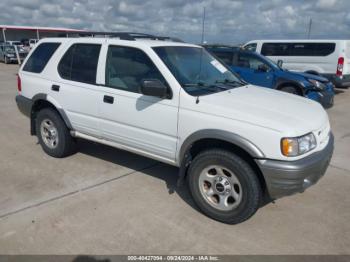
[205,45,334,108]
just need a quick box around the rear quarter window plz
[22,42,61,73]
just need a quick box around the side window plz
[212,51,233,65]
[23,42,60,73]
[237,53,270,71]
[105,46,168,94]
[289,43,335,56]
[58,43,101,84]
[262,42,335,56]
[244,43,257,52]
[261,43,289,56]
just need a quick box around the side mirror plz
[277,59,283,68]
[140,79,168,98]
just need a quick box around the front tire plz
[188,149,262,224]
[36,108,77,158]
[280,85,300,95]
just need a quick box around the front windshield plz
[153,46,244,96]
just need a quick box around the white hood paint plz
[194,85,328,137]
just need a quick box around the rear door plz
[232,52,274,88]
[53,42,102,137]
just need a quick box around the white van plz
[244,40,350,88]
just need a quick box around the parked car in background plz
[244,40,350,88]
[0,44,28,64]
[6,40,23,47]
[16,35,334,224]
[205,45,334,108]
[21,39,31,52]
[29,39,39,49]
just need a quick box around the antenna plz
[201,7,206,44]
[307,18,312,39]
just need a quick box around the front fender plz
[178,129,265,165]
[274,78,306,95]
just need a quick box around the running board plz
[70,131,177,166]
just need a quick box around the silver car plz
[0,44,28,64]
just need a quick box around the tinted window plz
[261,43,335,56]
[23,43,60,73]
[236,53,270,71]
[261,43,289,56]
[244,43,257,52]
[58,44,101,84]
[211,51,233,65]
[105,46,167,93]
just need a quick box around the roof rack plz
[64,31,184,42]
[202,44,241,49]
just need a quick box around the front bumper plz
[306,83,334,109]
[256,133,334,200]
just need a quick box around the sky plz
[1,0,350,44]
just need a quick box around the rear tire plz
[188,149,262,224]
[35,108,77,158]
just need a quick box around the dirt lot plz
[0,63,349,254]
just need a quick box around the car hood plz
[284,70,329,83]
[196,85,328,136]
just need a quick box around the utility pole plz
[2,28,6,42]
[201,6,206,44]
[307,18,312,39]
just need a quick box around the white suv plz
[16,33,334,224]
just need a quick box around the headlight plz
[281,133,317,157]
[6,53,15,57]
[308,79,324,90]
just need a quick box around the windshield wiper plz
[215,79,244,87]
[183,81,206,87]
[183,82,228,94]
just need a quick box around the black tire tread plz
[188,149,262,224]
[279,85,301,95]
[35,108,76,158]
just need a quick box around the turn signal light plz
[17,74,22,92]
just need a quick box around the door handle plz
[51,84,60,92]
[103,95,114,104]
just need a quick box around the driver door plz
[98,45,179,162]
[232,52,274,88]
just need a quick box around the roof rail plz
[64,31,184,42]
[202,44,241,49]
